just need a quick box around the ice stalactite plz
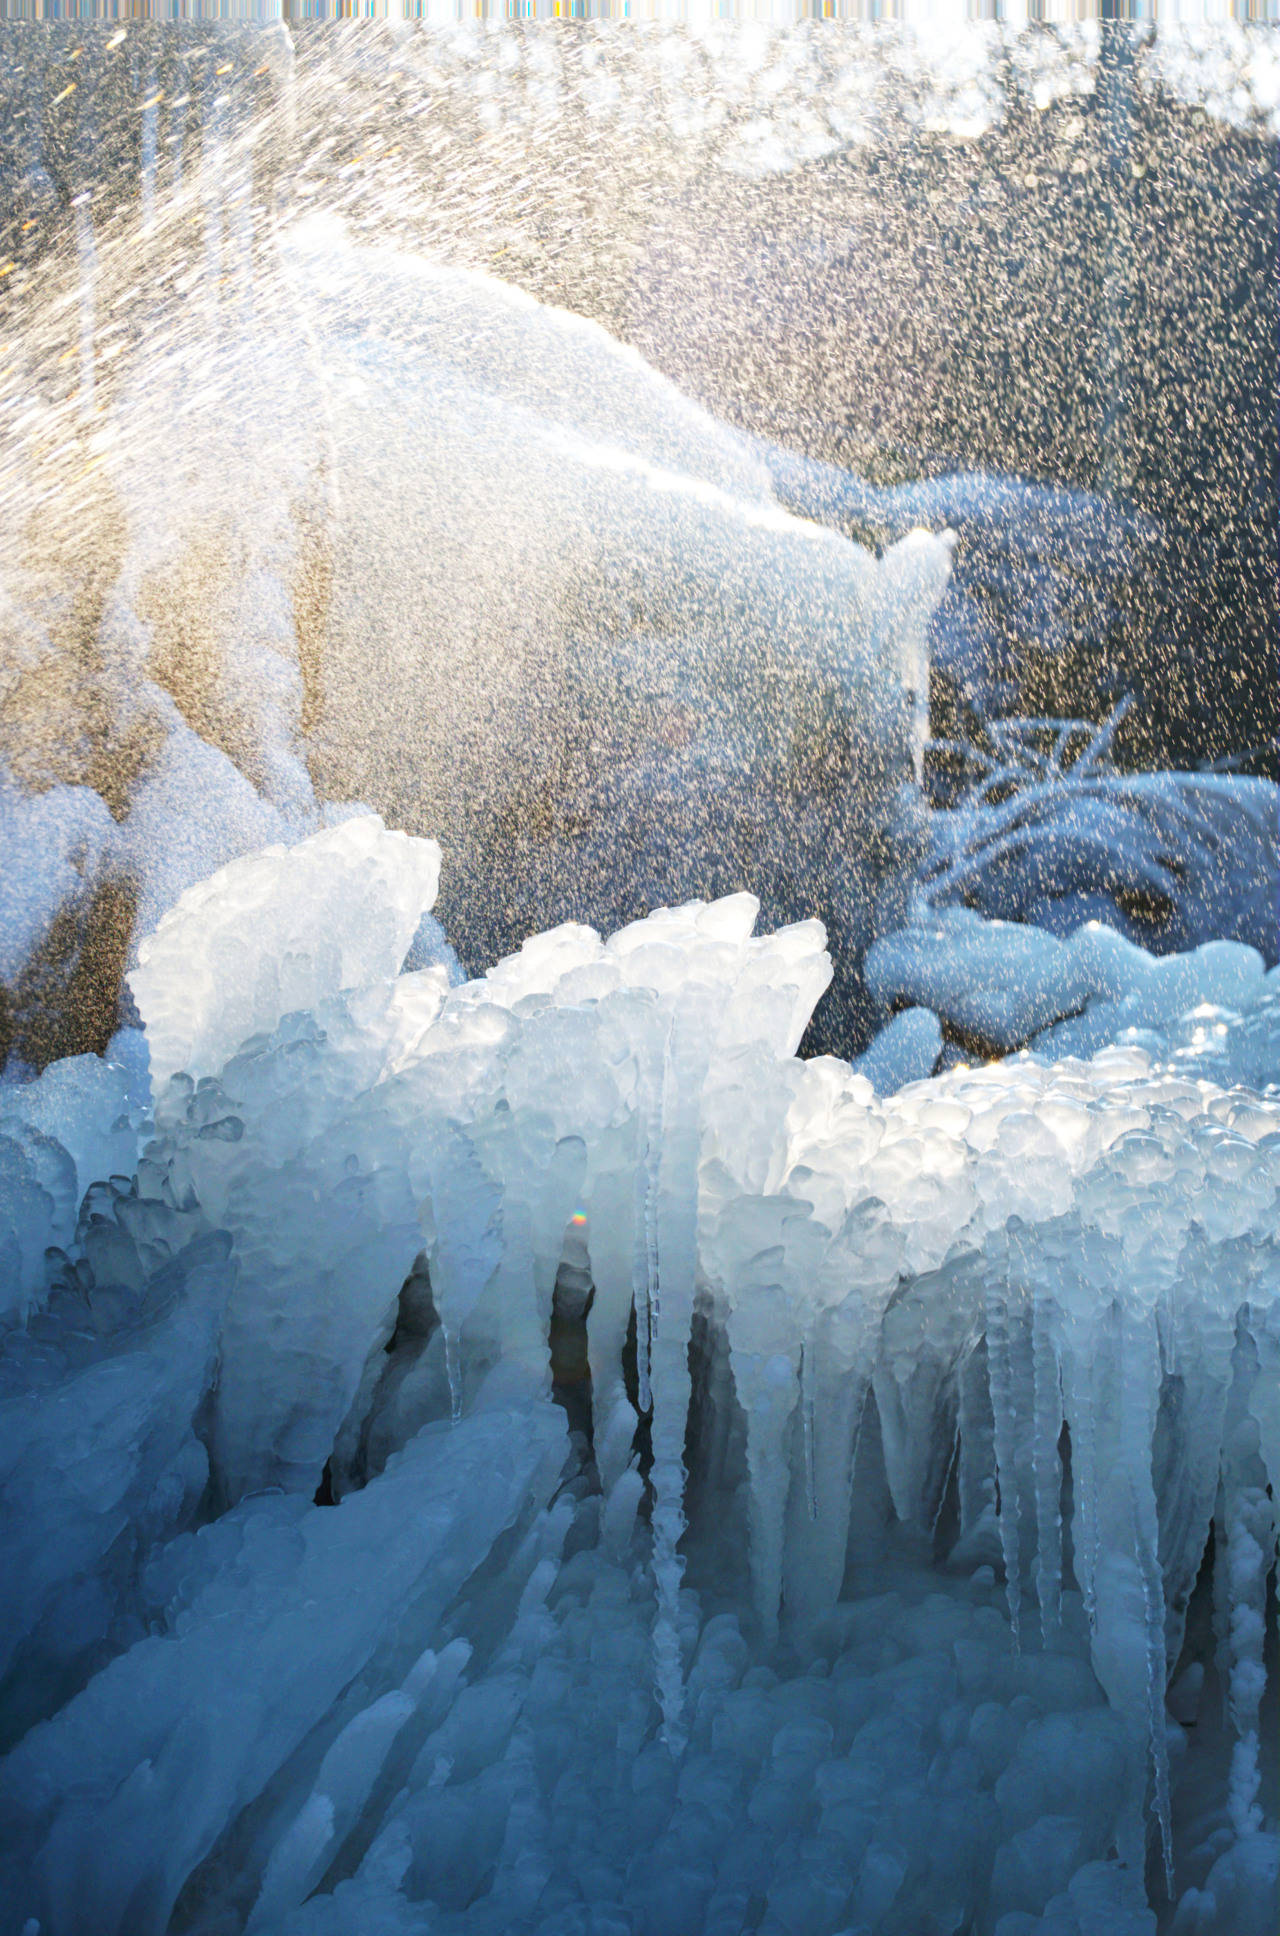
[954,1336,995,1555]
[634,1017,664,1422]
[985,1261,1025,1652]
[1029,1253,1065,1645]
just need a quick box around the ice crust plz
[0,822,1277,1935]
[867,906,1276,1061]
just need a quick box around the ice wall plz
[1,821,1276,1934]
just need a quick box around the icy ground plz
[0,816,1276,1936]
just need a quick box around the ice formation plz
[0,818,1276,1936]
[866,906,1276,1060]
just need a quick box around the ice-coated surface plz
[0,1368,565,1936]
[0,826,1276,1935]
[0,1225,231,1724]
[866,906,1271,1059]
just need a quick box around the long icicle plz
[985,1263,1023,1651]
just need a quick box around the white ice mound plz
[128,815,441,1090]
[2,832,1279,1936]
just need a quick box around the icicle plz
[583,1158,641,1493]
[1030,1271,1064,1644]
[781,1312,870,1629]
[931,1421,961,1542]
[726,1273,801,1645]
[801,1335,817,1522]
[1244,1309,1280,1542]
[440,1326,461,1425]
[1119,1308,1176,1896]
[984,1263,1023,1649]
[956,1340,995,1541]
[419,1127,503,1430]
[1139,1565,1175,1898]
[647,992,715,1752]
[1070,1291,1172,1887]
[1223,1486,1273,1839]
[1056,1241,1101,1634]
[633,1044,665,1419]
[1219,1319,1278,1843]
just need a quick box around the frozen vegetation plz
[914,719,1278,966]
[0,817,1276,1936]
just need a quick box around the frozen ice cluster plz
[865,904,1280,1073]
[0,817,1277,1936]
